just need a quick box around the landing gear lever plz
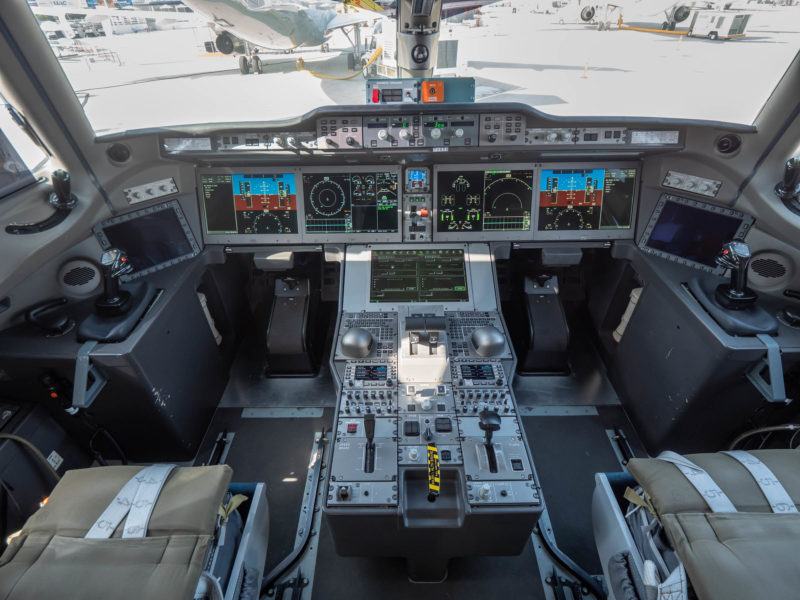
[95,248,134,317]
[479,409,501,474]
[714,240,758,310]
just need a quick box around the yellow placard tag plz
[427,445,440,500]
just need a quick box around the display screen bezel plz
[369,248,471,304]
[433,163,536,242]
[301,165,402,243]
[93,199,201,281]
[533,161,640,241]
[197,167,304,245]
[638,194,755,274]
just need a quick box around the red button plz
[419,208,429,217]
[372,89,380,103]
[347,423,358,434]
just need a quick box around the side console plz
[324,244,542,581]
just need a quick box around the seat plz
[0,464,232,600]
[624,449,800,600]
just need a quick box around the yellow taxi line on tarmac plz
[616,15,747,38]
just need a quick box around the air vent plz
[58,260,101,296]
[715,134,742,155]
[748,251,792,289]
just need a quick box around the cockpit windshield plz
[28,0,800,135]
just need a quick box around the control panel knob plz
[286,136,297,148]
[454,128,464,138]
[398,129,411,141]
[479,483,491,499]
[408,448,419,461]
[546,132,559,142]
[341,327,373,358]
[421,398,432,411]
[346,136,357,146]
[487,133,497,143]
[325,138,338,148]
[272,136,282,146]
[430,128,442,140]
[377,129,390,141]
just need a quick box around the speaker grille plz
[58,260,101,296]
[747,252,792,290]
[63,266,96,286]
[751,257,787,279]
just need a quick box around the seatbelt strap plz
[85,464,176,539]
[721,450,798,514]
[122,464,176,538]
[656,451,737,513]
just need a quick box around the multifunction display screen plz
[355,365,388,381]
[644,199,746,268]
[303,171,398,234]
[437,169,533,232]
[370,249,469,303]
[201,173,298,235]
[460,364,494,380]
[538,168,636,231]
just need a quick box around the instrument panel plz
[197,163,639,245]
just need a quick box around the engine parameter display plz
[303,171,398,234]
[370,249,469,303]
[460,364,494,380]
[437,169,533,232]
[201,173,298,235]
[355,365,388,380]
[538,168,636,231]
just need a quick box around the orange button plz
[419,208,429,217]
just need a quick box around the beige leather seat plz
[0,465,232,600]
[628,450,800,600]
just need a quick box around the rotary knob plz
[430,128,442,140]
[408,448,419,461]
[285,136,297,148]
[399,129,412,141]
[546,132,559,142]
[454,128,464,138]
[377,129,390,141]
[272,136,282,147]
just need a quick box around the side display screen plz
[370,249,469,303]
[303,171,399,234]
[201,173,298,235]
[641,197,751,269]
[538,168,636,231]
[437,169,533,232]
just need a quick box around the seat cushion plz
[662,512,800,600]
[0,465,232,600]
[19,465,232,537]
[627,450,800,516]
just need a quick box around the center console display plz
[435,166,533,239]
[459,364,494,380]
[303,169,399,236]
[536,165,638,240]
[370,249,469,303]
[200,172,299,237]
[355,365,389,380]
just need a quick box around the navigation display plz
[436,169,533,233]
[200,172,298,235]
[538,167,636,232]
[370,249,469,303]
[303,171,399,234]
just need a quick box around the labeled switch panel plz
[317,117,363,150]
